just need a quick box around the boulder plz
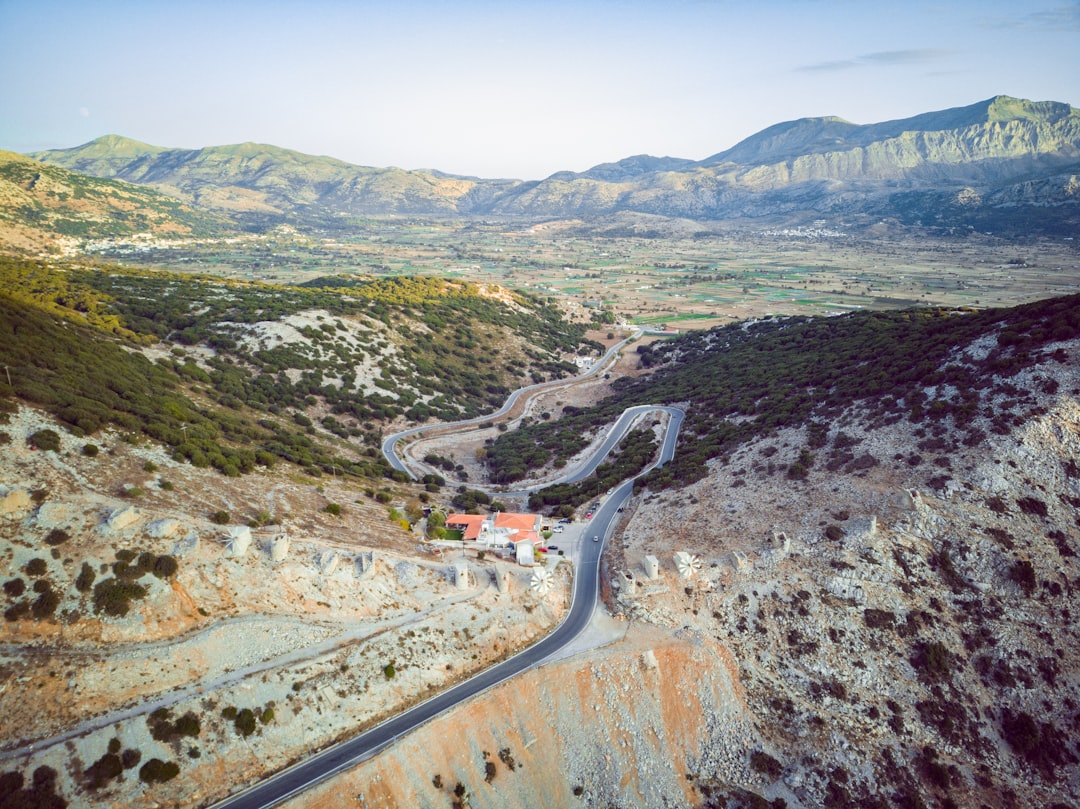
[0,488,31,517]
[146,518,180,538]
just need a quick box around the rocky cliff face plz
[297,335,1080,809]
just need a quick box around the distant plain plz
[88,221,1080,328]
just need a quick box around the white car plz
[592,535,599,542]
[551,525,564,533]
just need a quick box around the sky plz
[1,0,1077,179]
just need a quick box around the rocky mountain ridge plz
[26,96,1080,236]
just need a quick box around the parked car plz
[551,525,564,533]
[557,518,572,524]
[548,544,559,550]
[538,547,548,553]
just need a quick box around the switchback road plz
[212,342,682,809]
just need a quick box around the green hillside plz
[488,294,1080,496]
[0,258,590,479]
[0,150,229,253]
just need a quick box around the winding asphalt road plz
[211,374,683,809]
[381,329,640,479]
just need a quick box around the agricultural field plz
[85,219,1080,329]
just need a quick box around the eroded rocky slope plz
[290,334,1080,809]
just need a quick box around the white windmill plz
[530,566,554,596]
[674,551,701,579]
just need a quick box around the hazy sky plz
[2,0,1077,179]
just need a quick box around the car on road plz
[592,535,599,542]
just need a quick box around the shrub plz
[384,663,396,679]
[1016,496,1048,517]
[750,751,783,779]
[138,758,179,784]
[1007,559,1036,595]
[0,765,66,807]
[29,429,61,452]
[121,748,141,769]
[174,712,201,737]
[31,587,60,619]
[863,609,895,629]
[82,443,99,457]
[74,562,95,592]
[44,528,69,546]
[3,578,25,597]
[210,510,230,525]
[83,752,123,789]
[137,552,156,573]
[24,558,47,577]
[911,641,952,682]
[324,503,341,516]
[4,601,29,622]
[498,747,516,771]
[153,555,178,579]
[234,708,257,737]
[824,525,844,541]
[92,578,148,617]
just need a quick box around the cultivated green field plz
[87,220,1080,329]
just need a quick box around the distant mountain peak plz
[983,95,1075,124]
[701,96,1077,167]
[65,134,165,158]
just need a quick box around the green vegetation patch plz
[489,294,1080,488]
[0,257,592,482]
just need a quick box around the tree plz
[427,511,446,531]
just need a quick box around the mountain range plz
[19,95,1080,238]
